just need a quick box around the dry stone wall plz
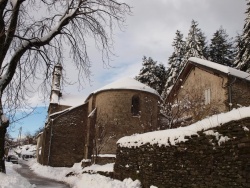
[114,118,250,188]
[40,104,88,167]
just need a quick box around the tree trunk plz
[0,125,7,173]
[0,98,9,173]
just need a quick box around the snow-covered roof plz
[189,57,250,81]
[49,102,86,117]
[93,77,159,96]
[58,93,85,106]
[117,107,250,148]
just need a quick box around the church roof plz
[93,77,159,96]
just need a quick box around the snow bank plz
[0,162,33,188]
[118,107,250,148]
[73,174,141,188]
[28,159,141,188]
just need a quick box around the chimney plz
[50,63,62,104]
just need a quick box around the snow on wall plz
[189,57,250,81]
[117,107,250,148]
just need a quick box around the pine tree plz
[234,1,250,73]
[135,56,167,95]
[209,27,235,66]
[154,63,168,95]
[163,30,186,97]
[184,20,208,61]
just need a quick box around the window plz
[204,89,211,105]
[131,95,140,116]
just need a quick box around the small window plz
[204,89,211,105]
[131,95,140,116]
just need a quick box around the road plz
[15,161,70,188]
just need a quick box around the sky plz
[8,0,247,138]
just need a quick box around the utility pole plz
[18,127,22,146]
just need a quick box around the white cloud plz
[9,0,246,137]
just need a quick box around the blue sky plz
[7,0,246,138]
[8,107,47,138]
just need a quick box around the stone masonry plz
[114,117,250,188]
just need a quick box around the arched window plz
[131,95,140,116]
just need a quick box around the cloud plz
[9,0,247,137]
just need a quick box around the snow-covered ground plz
[0,162,34,188]
[3,107,250,188]
[28,159,141,188]
[1,158,141,188]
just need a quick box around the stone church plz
[37,63,160,167]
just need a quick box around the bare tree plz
[162,88,223,129]
[0,0,130,173]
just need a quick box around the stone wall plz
[231,78,250,109]
[114,118,250,188]
[92,90,160,154]
[40,104,88,167]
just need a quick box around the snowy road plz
[15,161,70,188]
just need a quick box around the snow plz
[243,126,249,131]
[59,94,85,106]
[117,107,250,148]
[93,77,159,96]
[49,102,86,117]
[2,158,141,188]
[83,163,114,173]
[189,57,250,81]
[1,114,8,124]
[94,154,116,158]
[88,108,97,118]
[0,162,33,188]
[14,144,36,156]
[27,159,141,188]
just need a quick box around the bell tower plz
[50,63,62,104]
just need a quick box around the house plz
[166,57,250,126]
[37,63,160,167]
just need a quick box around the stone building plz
[166,57,250,125]
[37,64,160,167]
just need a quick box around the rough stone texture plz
[177,67,228,116]
[166,63,250,127]
[39,89,160,167]
[114,118,250,188]
[40,104,88,167]
[48,103,70,115]
[90,90,160,154]
[231,78,250,109]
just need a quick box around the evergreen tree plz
[154,63,168,95]
[234,1,250,73]
[135,56,167,95]
[163,30,186,97]
[184,20,208,61]
[208,27,235,66]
